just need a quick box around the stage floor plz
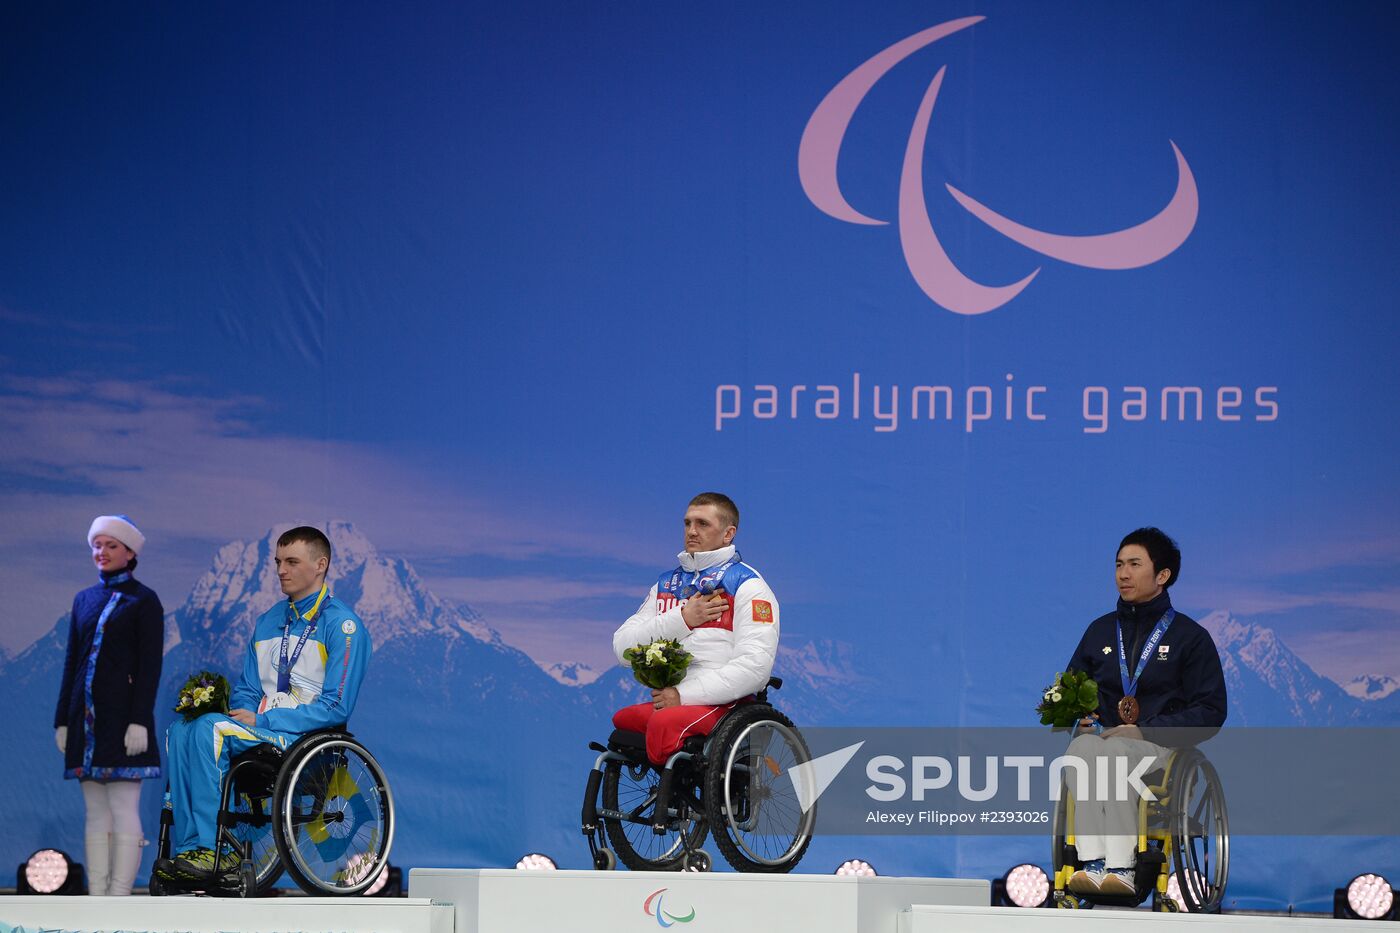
[2,872,1394,933]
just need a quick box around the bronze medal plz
[1117,695,1140,725]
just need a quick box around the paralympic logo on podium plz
[643,888,696,928]
[798,16,1199,315]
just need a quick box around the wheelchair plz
[150,727,395,897]
[1051,745,1229,912]
[581,677,814,873]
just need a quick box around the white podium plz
[409,868,988,933]
[0,895,452,933]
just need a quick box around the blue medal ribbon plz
[1116,608,1175,701]
[278,584,328,694]
[676,551,741,598]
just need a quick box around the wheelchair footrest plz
[220,810,271,827]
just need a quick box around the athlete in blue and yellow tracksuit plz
[165,584,371,860]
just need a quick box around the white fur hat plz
[88,514,146,555]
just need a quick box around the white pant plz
[1064,732,1170,869]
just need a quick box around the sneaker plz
[1068,858,1105,894]
[173,847,240,878]
[153,851,203,881]
[1098,866,1137,896]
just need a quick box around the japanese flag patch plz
[752,600,774,623]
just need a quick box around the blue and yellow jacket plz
[230,588,371,734]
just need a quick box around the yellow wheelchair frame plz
[1052,746,1228,912]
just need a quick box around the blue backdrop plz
[2,1,1398,911]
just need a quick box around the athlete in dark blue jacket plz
[1063,527,1227,896]
[1067,588,1227,743]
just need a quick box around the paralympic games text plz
[714,373,1279,433]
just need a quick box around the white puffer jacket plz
[612,545,779,706]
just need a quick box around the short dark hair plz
[277,526,332,565]
[1118,527,1181,588]
[688,492,739,530]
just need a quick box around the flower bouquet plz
[173,671,231,722]
[622,638,693,690]
[1036,670,1099,729]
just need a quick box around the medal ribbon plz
[677,551,741,598]
[278,584,328,693]
[1116,608,1175,701]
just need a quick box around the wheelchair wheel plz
[703,704,813,872]
[272,734,395,896]
[227,788,284,895]
[602,760,709,870]
[1168,749,1229,913]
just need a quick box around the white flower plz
[193,685,215,704]
[645,643,666,665]
[1050,691,1062,703]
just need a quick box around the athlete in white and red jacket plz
[612,492,779,765]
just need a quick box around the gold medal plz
[1117,696,1140,725]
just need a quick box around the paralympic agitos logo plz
[643,888,696,928]
[798,17,1198,315]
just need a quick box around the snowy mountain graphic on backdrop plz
[545,661,602,686]
[1343,674,1400,701]
[1199,610,1400,725]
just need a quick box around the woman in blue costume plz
[53,515,164,895]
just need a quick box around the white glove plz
[56,726,67,754]
[124,723,148,756]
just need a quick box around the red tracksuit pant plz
[612,702,735,765]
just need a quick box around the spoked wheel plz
[227,789,283,895]
[1168,749,1229,912]
[272,735,395,895]
[602,760,708,870]
[703,705,814,872]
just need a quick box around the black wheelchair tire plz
[271,733,395,896]
[1050,790,1074,875]
[1167,749,1229,913]
[702,704,813,873]
[602,760,709,871]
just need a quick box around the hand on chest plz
[658,589,735,631]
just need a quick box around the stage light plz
[16,849,85,895]
[992,864,1050,908]
[834,859,877,877]
[366,864,404,897]
[343,853,403,897]
[515,853,558,870]
[1166,870,1204,912]
[1334,873,1397,921]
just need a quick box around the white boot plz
[108,833,144,896]
[85,832,111,896]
